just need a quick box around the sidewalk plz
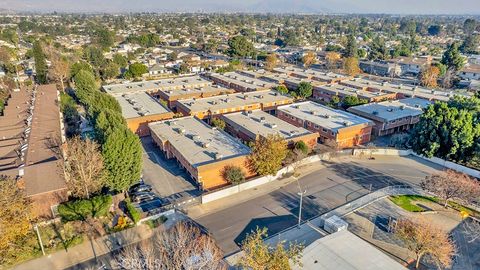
[13,212,187,270]
[188,160,330,219]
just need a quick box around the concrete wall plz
[202,147,480,204]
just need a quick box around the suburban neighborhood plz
[0,1,480,270]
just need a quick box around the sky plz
[1,0,479,15]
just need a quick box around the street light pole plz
[34,224,45,256]
[298,190,306,228]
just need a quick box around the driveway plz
[193,155,444,255]
[141,137,201,205]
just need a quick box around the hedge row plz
[58,195,112,222]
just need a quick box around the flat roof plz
[102,76,212,95]
[222,109,314,140]
[160,85,233,99]
[294,230,406,270]
[177,90,293,113]
[114,92,171,119]
[340,78,470,101]
[347,97,431,122]
[315,83,393,99]
[278,101,373,131]
[273,66,350,82]
[209,72,276,90]
[149,116,250,167]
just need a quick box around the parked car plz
[129,183,152,195]
[131,192,157,203]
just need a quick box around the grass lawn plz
[389,195,480,217]
[389,195,438,212]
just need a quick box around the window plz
[322,128,327,132]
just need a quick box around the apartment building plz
[221,109,319,148]
[313,83,396,103]
[149,117,253,190]
[175,90,293,119]
[207,72,275,92]
[114,92,174,136]
[272,66,351,84]
[339,78,467,102]
[277,101,373,148]
[347,98,431,136]
[102,75,212,96]
[156,85,234,109]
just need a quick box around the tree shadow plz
[321,160,409,191]
[233,214,297,249]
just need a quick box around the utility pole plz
[297,190,306,228]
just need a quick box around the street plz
[192,155,443,255]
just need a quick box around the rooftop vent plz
[201,142,210,148]
[310,110,318,115]
[267,123,277,128]
[259,116,266,122]
[214,152,223,160]
[343,121,350,126]
[400,105,405,110]
[387,108,394,112]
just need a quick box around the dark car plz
[128,183,152,195]
[131,192,157,203]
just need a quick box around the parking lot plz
[193,155,445,255]
[141,137,201,206]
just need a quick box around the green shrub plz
[58,195,112,222]
[294,141,309,155]
[126,200,141,224]
[222,165,246,184]
[145,215,168,229]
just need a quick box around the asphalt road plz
[193,155,443,255]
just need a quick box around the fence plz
[201,148,480,205]
[310,185,424,228]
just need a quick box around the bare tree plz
[63,137,106,199]
[46,47,70,91]
[463,218,480,243]
[392,218,455,269]
[118,222,226,270]
[421,170,480,207]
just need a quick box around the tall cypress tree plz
[33,41,48,84]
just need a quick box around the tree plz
[419,65,440,88]
[64,137,106,199]
[463,218,480,243]
[33,41,48,84]
[94,109,126,143]
[275,85,289,95]
[126,62,148,79]
[112,53,128,69]
[100,61,120,80]
[344,34,357,58]
[222,165,246,184]
[265,53,279,70]
[70,61,93,80]
[302,51,316,68]
[239,227,303,270]
[441,42,466,71]
[249,134,287,176]
[460,35,479,54]
[295,82,313,99]
[343,57,361,76]
[325,52,341,70]
[327,95,341,108]
[368,36,388,61]
[102,128,142,192]
[427,25,442,36]
[421,170,480,207]
[392,218,455,269]
[463,18,477,35]
[228,35,255,58]
[341,96,368,109]
[118,222,225,270]
[211,117,226,130]
[93,28,115,51]
[411,99,478,162]
[0,176,32,262]
[48,52,70,91]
